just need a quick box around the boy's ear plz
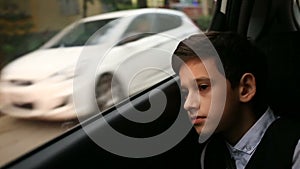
[239,73,256,103]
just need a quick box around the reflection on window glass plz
[59,0,80,16]
[122,14,155,39]
[0,1,216,167]
[154,14,182,32]
[50,19,117,48]
[87,19,119,45]
[120,13,182,45]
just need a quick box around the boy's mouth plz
[191,116,206,125]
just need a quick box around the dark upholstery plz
[257,32,300,116]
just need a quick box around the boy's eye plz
[198,84,209,91]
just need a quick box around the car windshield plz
[48,18,117,48]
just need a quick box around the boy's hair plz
[172,31,268,116]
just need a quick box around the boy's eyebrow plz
[195,77,210,83]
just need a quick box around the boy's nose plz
[184,92,200,114]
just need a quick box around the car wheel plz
[95,74,125,111]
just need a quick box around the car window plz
[119,13,183,45]
[86,19,120,45]
[153,13,182,32]
[122,13,155,39]
[49,18,117,48]
[0,1,214,167]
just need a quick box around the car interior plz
[2,0,299,168]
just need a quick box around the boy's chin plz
[196,124,218,143]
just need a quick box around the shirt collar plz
[227,107,276,155]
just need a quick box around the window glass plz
[293,0,300,27]
[122,14,155,39]
[59,0,80,16]
[49,18,117,48]
[0,1,215,167]
[154,13,182,32]
[120,13,182,44]
[87,19,119,45]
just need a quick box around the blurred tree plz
[164,0,170,8]
[137,0,147,8]
[0,1,57,69]
[83,0,94,17]
[100,0,134,12]
[101,0,119,12]
[0,1,33,68]
[197,15,212,31]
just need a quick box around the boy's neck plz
[223,106,258,145]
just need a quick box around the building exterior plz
[2,0,103,33]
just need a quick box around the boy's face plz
[179,57,240,137]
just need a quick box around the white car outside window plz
[0,8,200,121]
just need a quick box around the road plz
[0,114,78,167]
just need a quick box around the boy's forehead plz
[179,57,225,81]
[180,57,215,72]
[179,58,209,79]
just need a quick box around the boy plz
[171,32,300,169]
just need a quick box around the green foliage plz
[100,0,136,12]
[0,1,34,68]
[117,3,137,10]
[196,15,212,31]
[1,31,57,60]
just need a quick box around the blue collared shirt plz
[226,107,300,169]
